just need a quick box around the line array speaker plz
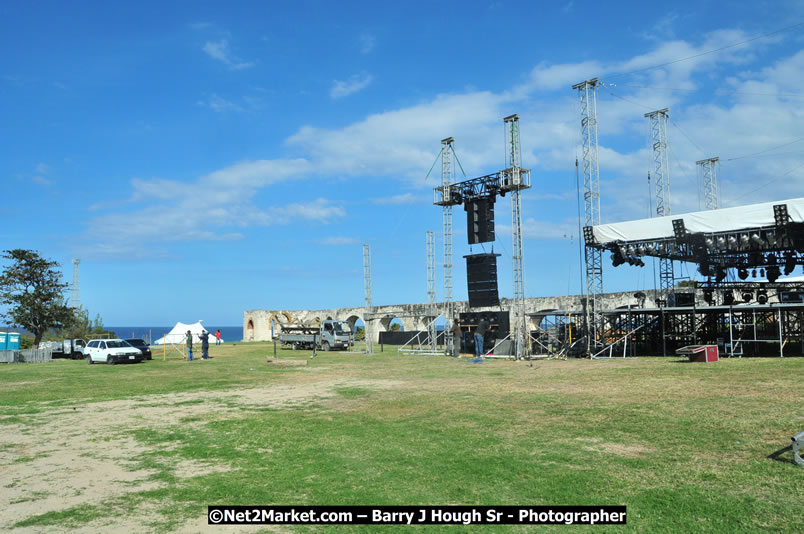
[464,253,501,308]
[465,197,495,244]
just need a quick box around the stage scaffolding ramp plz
[397,317,446,356]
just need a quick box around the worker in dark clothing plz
[450,319,462,357]
[475,316,488,358]
[199,331,211,360]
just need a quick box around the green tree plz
[0,249,73,348]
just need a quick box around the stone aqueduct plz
[243,291,659,343]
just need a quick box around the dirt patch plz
[0,379,398,532]
[576,437,652,458]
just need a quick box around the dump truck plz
[40,338,87,359]
[278,320,352,351]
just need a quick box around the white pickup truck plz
[40,339,87,359]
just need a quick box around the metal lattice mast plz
[645,108,674,299]
[426,230,437,351]
[362,244,374,354]
[697,157,720,210]
[71,259,81,309]
[441,137,455,355]
[573,79,603,352]
[504,114,528,360]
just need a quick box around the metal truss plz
[573,78,604,354]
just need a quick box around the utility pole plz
[362,244,374,354]
[573,78,603,354]
[503,114,529,360]
[426,230,437,351]
[645,108,674,301]
[697,157,720,210]
[441,137,455,356]
[71,259,81,309]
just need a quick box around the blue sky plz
[2,1,804,325]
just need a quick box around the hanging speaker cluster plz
[464,253,501,308]
[465,197,495,245]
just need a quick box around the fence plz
[0,348,53,363]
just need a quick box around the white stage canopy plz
[153,321,222,345]
[591,198,804,245]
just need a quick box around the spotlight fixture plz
[717,237,726,249]
[751,269,757,278]
[738,267,749,280]
[627,245,635,256]
[728,236,738,249]
[703,289,714,305]
[740,234,749,246]
[784,253,797,275]
[767,266,781,283]
[760,268,766,278]
[715,267,727,282]
[751,233,763,246]
[723,290,735,306]
[757,289,768,305]
[705,238,714,249]
[742,291,753,303]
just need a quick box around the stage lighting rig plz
[767,265,781,283]
[784,252,797,275]
[738,267,749,280]
[722,290,735,306]
[742,291,753,303]
[757,289,769,304]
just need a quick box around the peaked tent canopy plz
[153,321,223,345]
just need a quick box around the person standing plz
[199,330,210,360]
[474,316,488,358]
[215,329,221,345]
[185,330,194,361]
[450,319,462,357]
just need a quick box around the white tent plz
[153,321,223,345]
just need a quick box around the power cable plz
[602,21,804,80]
[615,84,804,100]
[726,137,804,161]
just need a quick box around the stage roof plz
[591,198,804,245]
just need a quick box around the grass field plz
[0,343,802,533]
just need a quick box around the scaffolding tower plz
[71,259,81,309]
[645,108,674,300]
[573,78,603,353]
[363,244,374,354]
[697,157,720,210]
[503,114,529,360]
[440,137,455,356]
[426,230,437,351]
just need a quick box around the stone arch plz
[533,309,558,329]
[246,318,255,341]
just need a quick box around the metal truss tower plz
[697,157,720,210]
[71,259,81,309]
[645,108,674,299]
[504,114,529,360]
[441,137,455,356]
[426,230,437,351]
[573,78,603,352]
[362,244,374,354]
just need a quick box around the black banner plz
[208,505,626,526]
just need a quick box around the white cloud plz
[371,193,427,205]
[31,175,53,186]
[34,162,50,174]
[197,93,243,113]
[86,28,804,258]
[202,39,254,70]
[330,73,374,99]
[359,33,375,54]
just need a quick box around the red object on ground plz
[676,344,719,363]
